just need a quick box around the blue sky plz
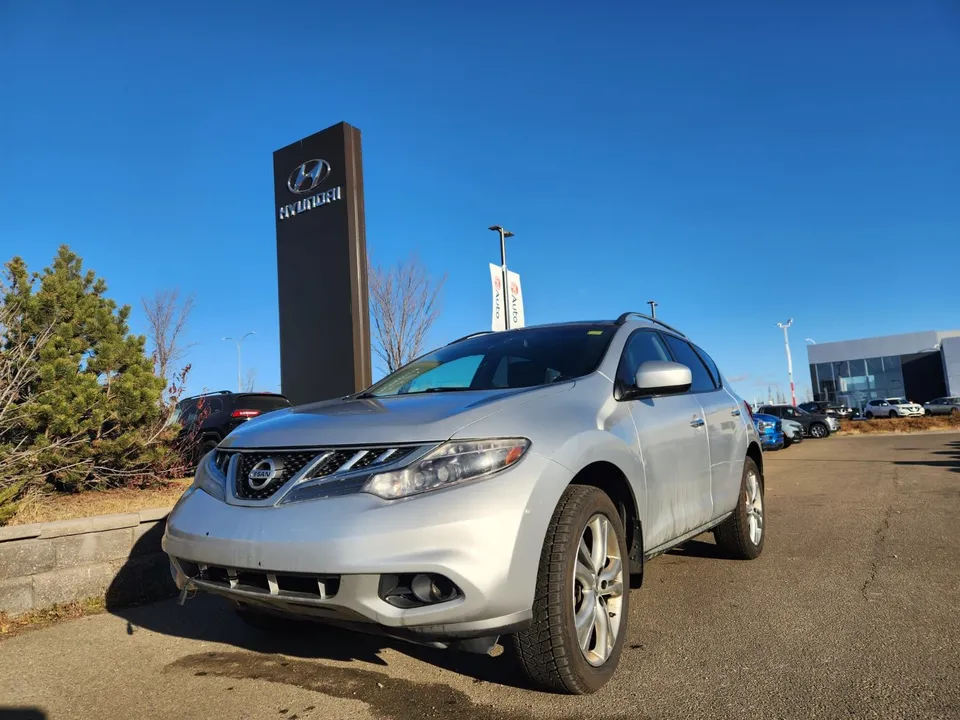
[2,0,958,404]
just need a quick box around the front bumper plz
[760,432,784,450]
[163,451,571,640]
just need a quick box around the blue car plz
[753,412,784,451]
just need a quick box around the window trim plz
[690,341,723,390]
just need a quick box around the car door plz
[664,335,745,521]
[616,329,712,552]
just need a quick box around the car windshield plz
[888,398,905,405]
[362,324,616,398]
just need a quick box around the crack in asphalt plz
[166,651,635,720]
[862,469,899,601]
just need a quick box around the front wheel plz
[865,411,874,419]
[889,411,899,419]
[809,422,829,438]
[714,457,765,560]
[509,485,629,694]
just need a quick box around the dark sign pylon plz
[273,122,371,405]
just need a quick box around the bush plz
[0,246,189,522]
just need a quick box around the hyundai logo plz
[287,159,331,195]
[247,457,284,491]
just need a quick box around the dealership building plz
[807,330,960,410]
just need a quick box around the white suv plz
[864,398,925,418]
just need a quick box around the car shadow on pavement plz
[894,441,960,474]
[109,590,530,690]
[665,536,726,559]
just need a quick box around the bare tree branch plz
[141,289,196,381]
[244,367,258,392]
[368,256,446,374]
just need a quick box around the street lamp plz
[776,319,796,406]
[488,225,515,329]
[805,338,816,344]
[223,331,255,392]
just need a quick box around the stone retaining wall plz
[0,507,177,616]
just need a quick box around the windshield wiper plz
[415,387,469,393]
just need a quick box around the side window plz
[691,343,722,388]
[207,398,224,415]
[663,335,717,393]
[616,331,672,388]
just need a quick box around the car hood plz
[219,383,575,448]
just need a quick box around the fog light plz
[410,574,436,603]
[378,573,461,608]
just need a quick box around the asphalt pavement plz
[2,432,959,720]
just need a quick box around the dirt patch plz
[0,597,106,638]
[166,651,633,720]
[840,415,960,436]
[6,478,192,526]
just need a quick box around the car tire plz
[200,438,219,456]
[889,411,899,419]
[865,411,873,419]
[809,422,828,438]
[509,485,629,695]
[714,456,765,560]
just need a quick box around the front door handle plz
[690,417,705,428]
[731,409,741,416]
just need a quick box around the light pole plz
[805,338,816,344]
[223,331,255,392]
[777,319,796,406]
[647,300,658,319]
[488,225,514,329]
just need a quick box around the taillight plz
[744,401,754,420]
[231,409,261,419]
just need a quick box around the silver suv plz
[163,313,765,694]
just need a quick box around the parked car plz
[163,313,766,695]
[757,404,839,438]
[175,391,293,457]
[798,400,854,419]
[922,396,960,416]
[863,398,925,419]
[780,417,804,446]
[753,413,785,450]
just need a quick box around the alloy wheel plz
[811,424,826,438]
[745,469,764,545]
[573,514,624,667]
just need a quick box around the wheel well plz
[569,461,641,575]
[747,441,763,479]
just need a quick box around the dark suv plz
[798,400,855,419]
[758,404,840,439]
[175,391,292,457]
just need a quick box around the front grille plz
[235,451,317,499]
[176,558,340,600]
[225,445,425,501]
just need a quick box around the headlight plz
[757,421,773,431]
[193,450,227,501]
[363,438,530,500]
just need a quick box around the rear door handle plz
[731,409,741,416]
[690,418,705,428]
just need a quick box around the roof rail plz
[446,330,494,345]
[181,389,233,401]
[614,312,687,337]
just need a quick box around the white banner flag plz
[507,270,525,328]
[490,263,506,332]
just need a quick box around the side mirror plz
[629,361,692,398]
